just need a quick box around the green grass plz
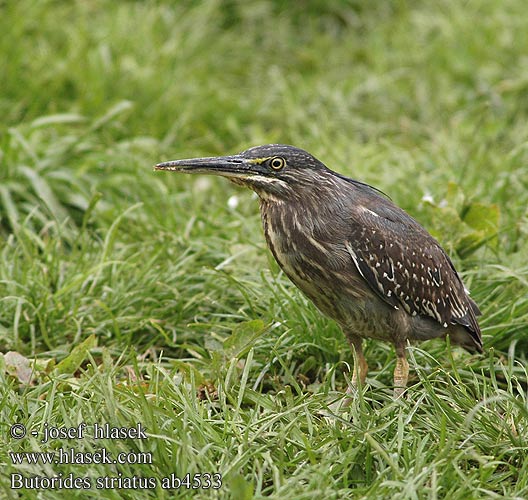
[1,0,528,498]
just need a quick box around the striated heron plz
[155,144,482,397]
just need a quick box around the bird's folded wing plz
[344,206,481,340]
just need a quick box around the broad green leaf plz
[228,473,254,500]
[462,202,500,237]
[224,319,267,358]
[55,334,98,375]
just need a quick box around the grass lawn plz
[1,0,528,498]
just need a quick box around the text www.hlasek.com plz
[10,447,152,465]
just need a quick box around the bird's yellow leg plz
[393,343,409,398]
[346,335,368,389]
[333,335,369,408]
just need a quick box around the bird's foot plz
[393,386,406,398]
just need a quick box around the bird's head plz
[154,144,330,199]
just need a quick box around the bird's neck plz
[258,196,323,264]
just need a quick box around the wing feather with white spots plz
[345,202,481,348]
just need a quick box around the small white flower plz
[227,195,239,209]
[422,192,435,204]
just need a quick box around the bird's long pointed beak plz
[154,154,256,179]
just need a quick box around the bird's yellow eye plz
[270,157,286,170]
